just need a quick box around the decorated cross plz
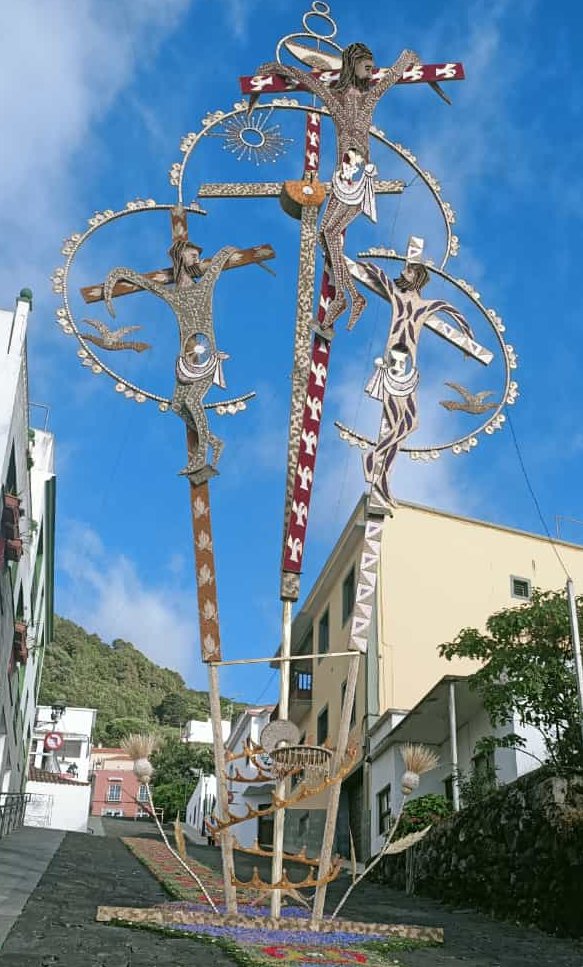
[76,206,278,915]
[240,62,464,98]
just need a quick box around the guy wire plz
[507,411,571,581]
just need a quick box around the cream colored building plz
[282,495,583,860]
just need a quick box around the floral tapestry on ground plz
[118,837,437,967]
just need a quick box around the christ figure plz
[103,240,237,483]
[253,43,420,330]
[358,259,473,509]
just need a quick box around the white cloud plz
[0,0,191,297]
[57,519,205,686]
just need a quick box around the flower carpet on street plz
[111,837,440,966]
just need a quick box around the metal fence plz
[0,793,31,838]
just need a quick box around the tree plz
[151,737,214,785]
[394,793,453,839]
[150,781,189,822]
[439,588,583,771]
[39,616,243,743]
[150,737,215,821]
[154,691,195,727]
[99,717,151,745]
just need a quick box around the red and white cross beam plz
[240,62,464,96]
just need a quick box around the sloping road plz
[0,819,581,967]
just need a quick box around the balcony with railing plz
[0,793,31,838]
[289,666,313,725]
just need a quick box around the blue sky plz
[1,0,582,708]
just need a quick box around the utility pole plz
[566,579,583,748]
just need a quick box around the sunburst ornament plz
[213,108,293,164]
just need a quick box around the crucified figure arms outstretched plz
[359,260,473,510]
[103,241,237,484]
[253,43,421,330]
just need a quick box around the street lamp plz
[50,701,66,723]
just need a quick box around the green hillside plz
[39,616,245,744]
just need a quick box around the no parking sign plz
[44,732,64,752]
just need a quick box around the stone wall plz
[375,769,583,937]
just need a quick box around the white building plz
[29,705,96,781]
[224,705,275,849]
[368,674,548,858]
[0,292,56,800]
[185,772,217,838]
[25,704,96,832]
[182,717,231,745]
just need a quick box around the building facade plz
[224,705,275,849]
[0,293,56,802]
[25,705,96,831]
[368,674,548,858]
[283,496,583,860]
[185,772,217,840]
[182,717,231,745]
[90,747,150,819]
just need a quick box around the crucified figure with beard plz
[356,258,473,510]
[104,240,236,484]
[252,43,420,330]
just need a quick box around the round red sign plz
[44,732,64,752]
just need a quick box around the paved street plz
[0,819,582,966]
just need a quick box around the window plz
[342,567,355,625]
[31,523,44,607]
[340,680,357,728]
[317,705,328,746]
[5,446,17,495]
[34,631,44,701]
[444,775,454,804]
[62,740,82,758]
[107,783,122,802]
[472,749,495,779]
[138,784,149,802]
[318,609,329,660]
[511,576,531,600]
[377,784,392,835]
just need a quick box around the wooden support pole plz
[208,662,238,913]
[311,513,384,927]
[311,651,361,927]
[271,598,293,918]
[187,429,237,914]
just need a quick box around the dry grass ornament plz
[120,733,218,912]
[330,743,439,919]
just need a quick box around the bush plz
[394,793,453,839]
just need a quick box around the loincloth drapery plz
[331,161,378,223]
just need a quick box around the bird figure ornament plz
[81,318,151,353]
[440,382,498,414]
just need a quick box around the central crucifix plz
[207,29,466,922]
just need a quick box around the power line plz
[254,667,278,705]
[507,411,571,581]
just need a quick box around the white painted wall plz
[224,706,274,849]
[369,697,547,857]
[186,773,216,834]
[0,296,54,796]
[24,780,91,832]
[183,718,231,744]
[32,706,96,781]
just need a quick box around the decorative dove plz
[440,382,498,414]
[81,318,151,353]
